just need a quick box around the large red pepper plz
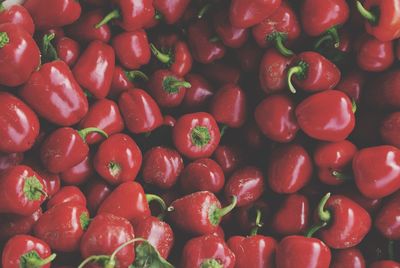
[0,92,40,153]
[0,4,34,35]
[167,191,237,235]
[20,60,89,126]
[2,235,56,268]
[0,165,47,216]
[24,0,81,29]
[0,23,40,87]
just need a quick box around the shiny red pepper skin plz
[318,195,371,249]
[2,235,55,268]
[276,236,331,268]
[118,88,163,134]
[40,127,89,173]
[268,144,313,194]
[80,213,135,267]
[33,203,89,252]
[65,9,111,43]
[210,84,247,128]
[224,166,264,207]
[0,152,23,173]
[148,69,190,108]
[142,146,183,189]
[94,133,142,185]
[0,4,34,35]
[355,33,394,72]
[85,178,111,214]
[228,235,277,268]
[295,90,355,142]
[330,247,366,268]
[112,30,150,70]
[188,20,226,64]
[259,48,293,94]
[213,145,243,176]
[353,145,400,199]
[97,181,151,225]
[229,0,282,28]
[172,112,221,159]
[47,186,86,210]
[183,73,214,110]
[252,1,300,50]
[337,70,365,102]
[359,0,400,41]
[0,208,41,242]
[20,60,88,126]
[109,65,137,97]
[314,140,357,185]
[168,191,235,235]
[375,192,400,239]
[381,112,400,148]
[370,261,400,268]
[60,155,93,185]
[153,0,190,24]
[0,165,46,216]
[254,94,299,143]
[73,40,115,99]
[288,52,341,93]
[79,99,124,144]
[272,194,310,235]
[181,234,236,268]
[301,0,349,37]
[24,0,81,29]
[0,92,40,153]
[213,8,248,48]
[134,216,174,259]
[34,168,60,198]
[56,37,80,67]
[180,158,225,194]
[0,23,40,87]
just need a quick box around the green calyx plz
[78,127,108,142]
[108,162,121,178]
[23,176,47,201]
[20,251,57,268]
[150,43,173,66]
[163,76,191,94]
[191,126,212,147]
[287,60,309,94]
[95,9,120,29]
[209,196,237,226]
[314,27,341,49]
[146,194,167,220]
[356,1,378,25]
[41,33,59,63]
[80,212,90,230]
[0,3,5,12]
[125,70,149,82]
[0,31,9,48]
[201,259,223,268]
[267,32,294,57]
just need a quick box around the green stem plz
[314,27,340,49]
[108,238,147,266]
[331,170,352,180]
[150,43,171,64]
[78,127,108,141]
[95,9,120,29]
[388,240,395,260]
[169,81,191,88]
[250,209,263,236]
[287,66,302,94]
[41,33,58,63]
[305,221,328,238]
[26,253,56,267]
[352,99,357,113]
[125,70,149,82]
[356,1,377,24]
[146,194,167,220]
[198,3,212,19]
[314,34,333,50]
[217,196,238,218]
[269,32,293,57]
[220,125,228,137]
[77,255,110,268]
[318,193,331,222]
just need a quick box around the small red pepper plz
[180,158,225,194]
[330,248,366,268]
[33,203,89,252]
[85,178,111,214]
[0,4,34,35]
[73,40,115,99]
[60,155,93,185]
[24,0,81,29]
[153,0,190,24]
[353,145,400,199]
[142,146,184,189]
[112,29,151,70]
[109,66,148,97]
[172,112,221,159]
[55,37,80,67]
[0,165,47,216]
[268,144,313,194]
[40,127,107,173]
[356,0,400,41]
[118,88,164,134]
[213,145,243,176]
[337,69,365,102]
[287,51,341,93]
[375,192,400,240]
[0,208,42,242]
[181,234,236,268]
[183,73,214,111]
[254,94,299,143]
[2,235,56,268]
[213,8,248,48]
[94,133,142,185]
[46,186,86,210]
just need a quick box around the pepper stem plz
[250,209,264,236]
[352,99,357,113]
[78,127,108,141]
[356,1,377,24]
[108,162,121,178]
[220,125,228,137]
[305,221,328,238]
[198,3,212,19]
[217,196,238,218]
[150,43,171,64]
[318,193,331,222]
[108,238,147,265]
[95,9,120,29]
[125,70,149,82]
[315,27,340,49]
[77,255,110,268]
[191,126,211,147]
[388,240,395,260]
[268,32,294,57]
[146,194,167,220]
[209,36,220,43]
[41,33,58,63]
[331,170,352,180]
[24,176,47,201]
[287,66,302,94]
[21,251,57,267]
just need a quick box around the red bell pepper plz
[0,4,34,35]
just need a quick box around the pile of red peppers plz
[1,0,400,267]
